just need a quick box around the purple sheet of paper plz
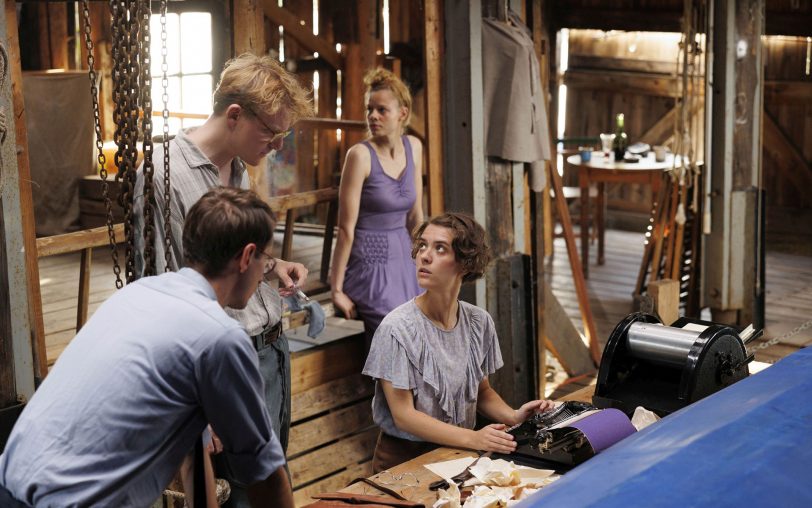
[570,409,636,453]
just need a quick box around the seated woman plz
[362,213,555,472]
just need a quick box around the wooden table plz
[566,151,678,278]
[339,387,597,506]
[340,447,478,507]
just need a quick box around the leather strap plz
[348,477,410,501]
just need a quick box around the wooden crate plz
[289,333,377,507]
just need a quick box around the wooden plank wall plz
[763,36,812,210]
[564,29,812,229]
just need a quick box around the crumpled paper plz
[433,482,462,508]
[429,457,559,507]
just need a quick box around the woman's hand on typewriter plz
[512,399,556,426]
[470,423,517,454]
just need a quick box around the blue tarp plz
[520,347,812,507]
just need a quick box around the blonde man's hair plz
[213,53,313,122]
[363,68,412,129]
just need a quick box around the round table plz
[566,151,680,278]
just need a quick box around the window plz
[149,11,213,134]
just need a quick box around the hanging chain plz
[160,0,173,272]
[748,318,812,355]
[111,0,153,284]
[83,0,124,289]
[747,287,812,355]
[139,0,156,276]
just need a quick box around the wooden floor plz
[38,228,812,379]
[546,228,812,398]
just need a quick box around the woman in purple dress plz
[331,68,423,341]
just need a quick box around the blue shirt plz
[0,269,284,507]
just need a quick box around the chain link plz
[82,0,123,289]
[747,318,812,354]
[139,0,156,276]
[160,0,173,272]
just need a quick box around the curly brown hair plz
[411,213,491,283]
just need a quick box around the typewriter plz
[503,401,599,469]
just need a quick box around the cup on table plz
[579,147,592,163]
[600,133,616,159]
[653,145,667,162]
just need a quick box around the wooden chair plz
[551,138,600,246]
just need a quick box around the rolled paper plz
[570,408,636,453]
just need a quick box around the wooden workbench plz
[333,386,596,507]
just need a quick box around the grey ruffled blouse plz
[362,299,504,441]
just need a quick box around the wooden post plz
[648,279,680,326]
[423,0,444,214]
[233,0,267,56]
[706,0,765,328]
[443,0,487,307]
[234,0,268,198]
[3,1,43,397]
[342,0,379,149]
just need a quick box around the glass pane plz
[152,76,182,112]
[181,75,213,113]
[180,13,212,74]
[149,13,180,76]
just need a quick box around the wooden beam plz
[234,0,267,55]
[564,69,688,98]
[638,107,677,146]
[543,283,595,377]
[265,187,337,214]
[764,80,812,102]
[48,2,69,69]
[36,224,126,258]
[550,6,682,33]
[568,55,678,76]
[297,117,366,131]
[341,0,378,149]
[261,0,343,70]
[423,0,444,214]
[547,164,600,366]
[763,110,812,190]
[6,1,48,386]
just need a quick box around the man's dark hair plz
[411,212,492,283]
[182,187,275,277]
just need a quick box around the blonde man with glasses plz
[133,53,313,507]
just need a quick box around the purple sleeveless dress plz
[343,136,422,339]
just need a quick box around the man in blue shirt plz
[0,187,292,508]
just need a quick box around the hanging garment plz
[481,17,552,191]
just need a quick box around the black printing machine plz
[505,312,760,470]
[593,312,760,416]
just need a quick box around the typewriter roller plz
[505,401,636,469]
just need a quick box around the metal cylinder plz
[627,322,702,367]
